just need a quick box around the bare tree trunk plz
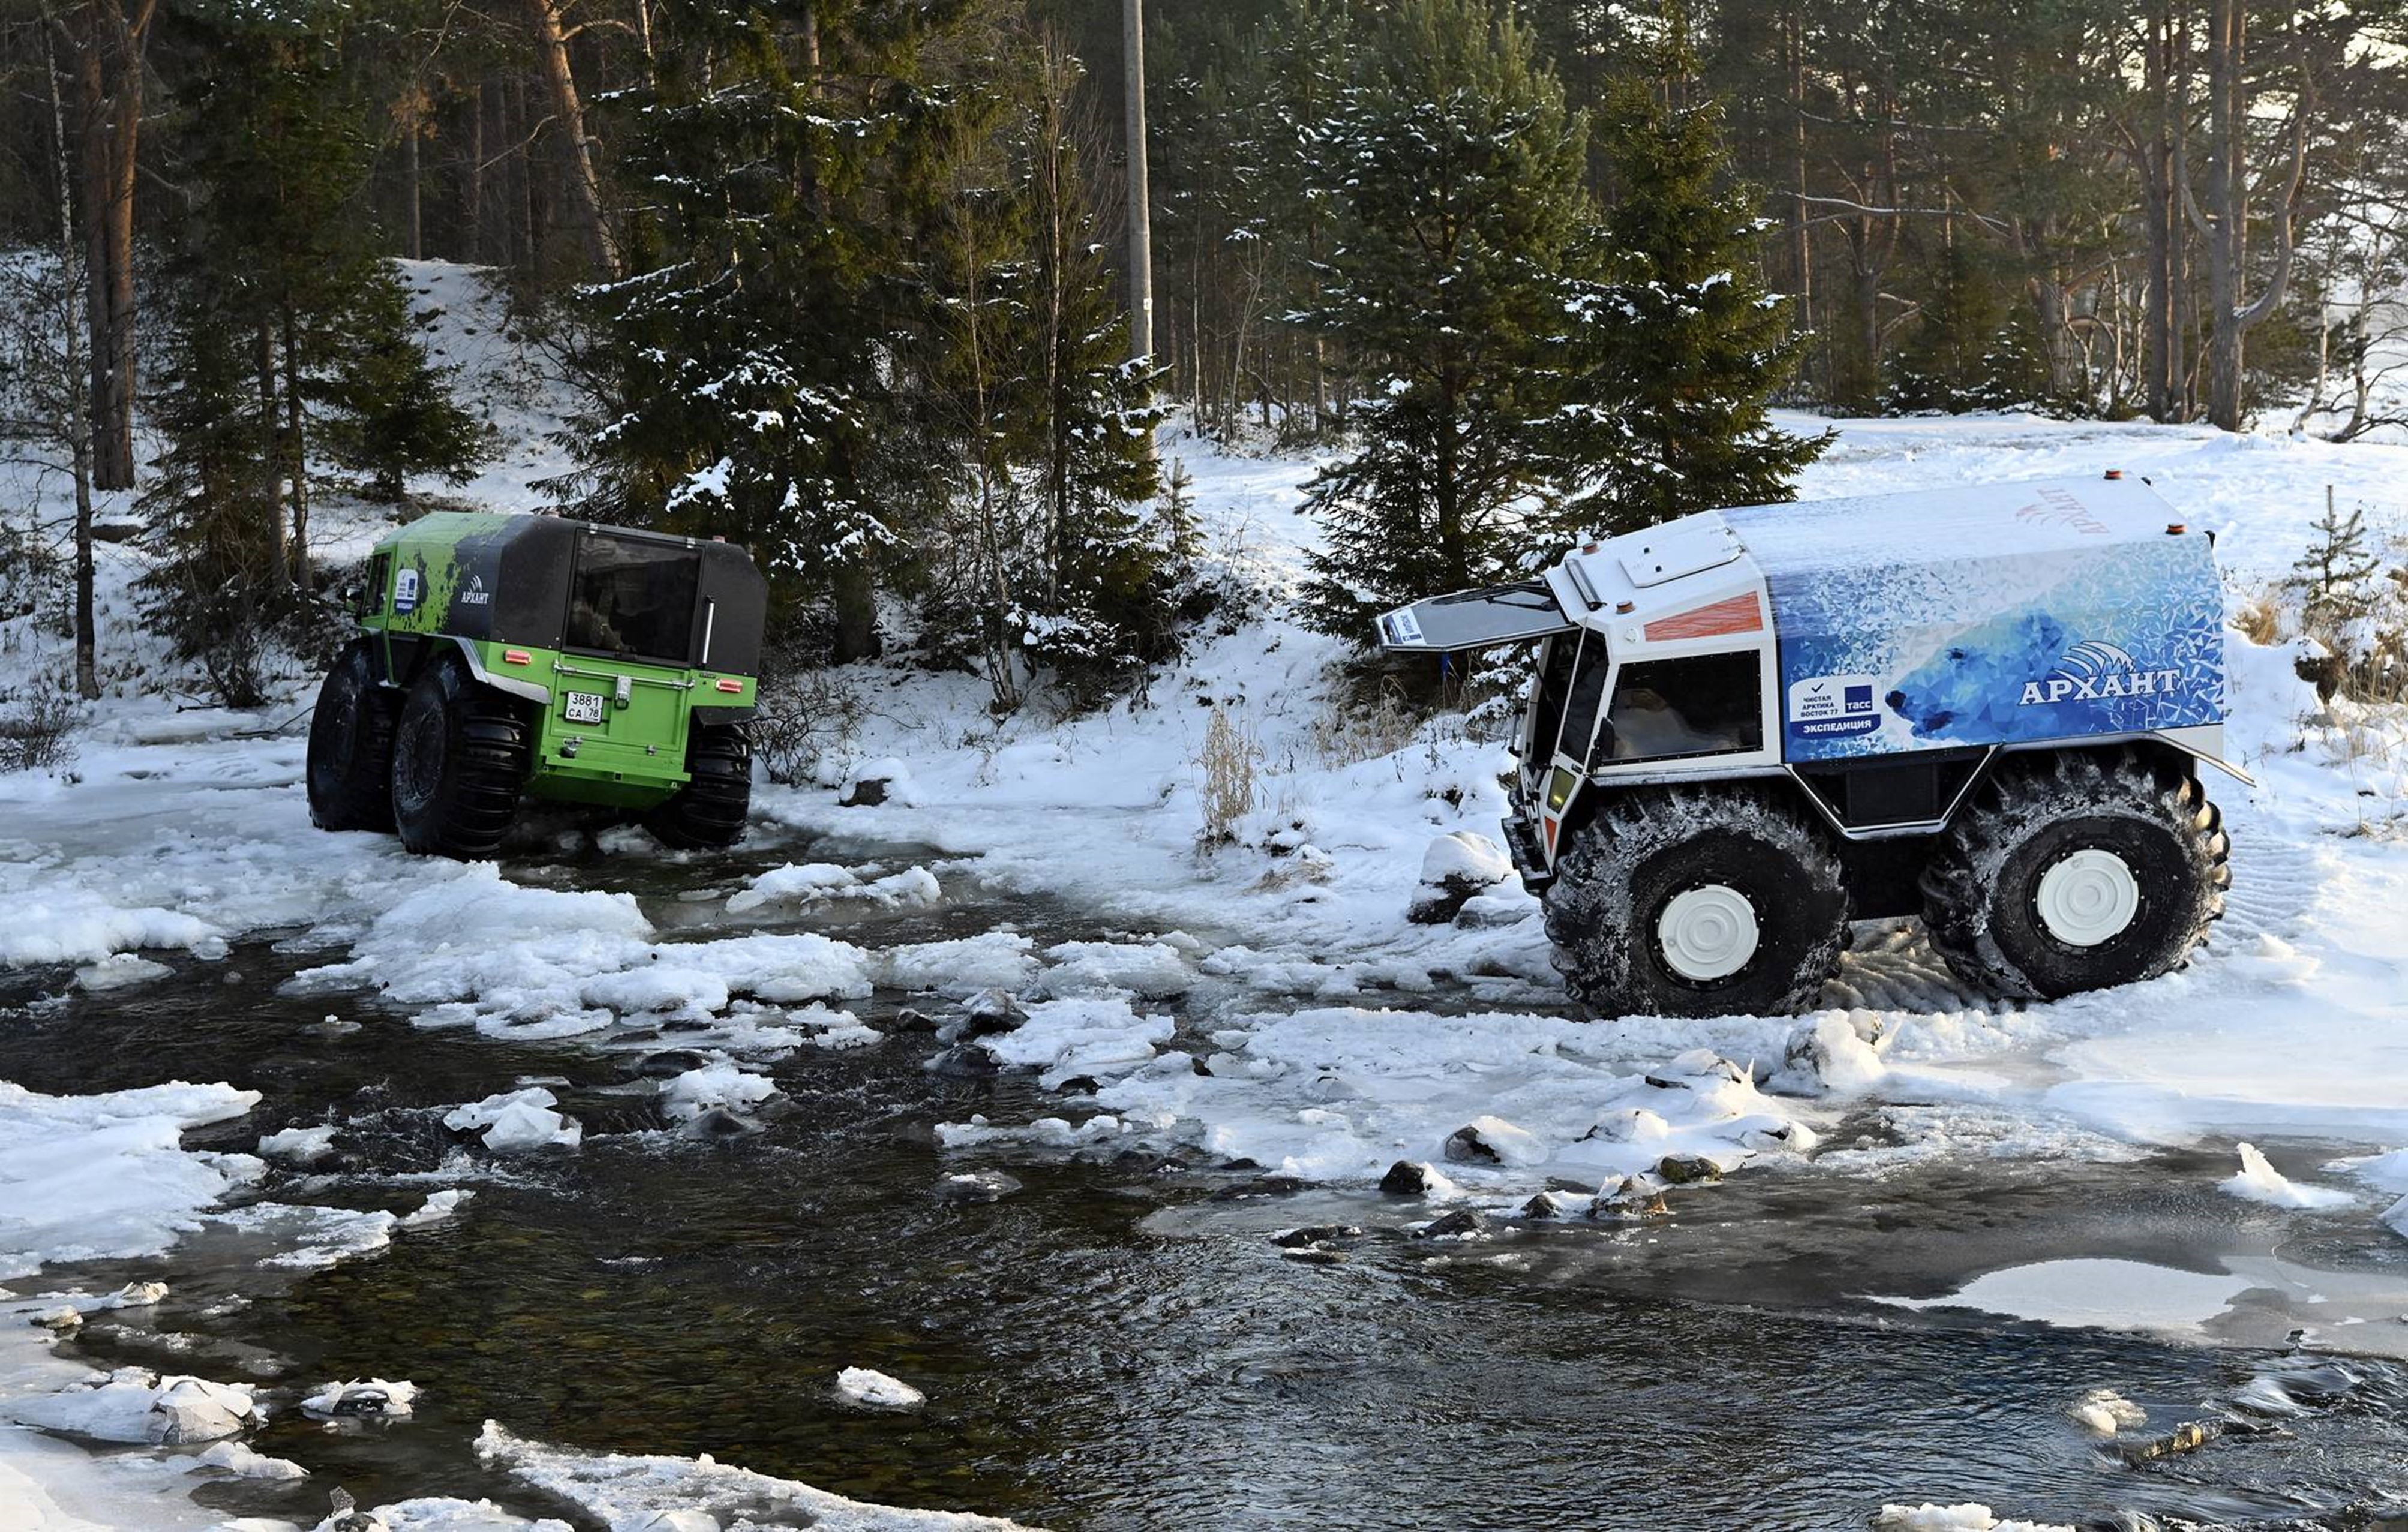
[464,79,485,263]
[62,1,155,493]
[256,320,289,581]
[280,306,310,594]
[403,103,424,261]
[40,5,100,697]
[2187,0,2309,431]
[526,0,619,278]
[1123,0,1154,364]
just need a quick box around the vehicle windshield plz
[565,534,700,665]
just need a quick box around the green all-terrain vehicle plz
[306,511,769,858]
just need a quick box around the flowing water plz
[4,833,2405,1531]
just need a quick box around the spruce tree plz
[136,287,285,708]
[324,274,490,503]
[1547,68,1826,534]
[572,1,995,662]
[1019,44,1178,693]
[1296,0,1589,637]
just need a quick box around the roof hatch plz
[1617,521,1742,588]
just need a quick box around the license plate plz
[563,691,606,725]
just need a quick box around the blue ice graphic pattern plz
[1765,535,2227,762]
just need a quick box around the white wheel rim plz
[1656,884,1760,982]
[2035,847,2140,947]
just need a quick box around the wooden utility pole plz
[1123,0,1153,364]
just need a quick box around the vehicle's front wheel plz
[644,719,753,849]
[390,658,531,860]
[1542,785,1850,1019]
[307,641,400,833]
[1920,747,2227,1000]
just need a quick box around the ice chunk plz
[974,996,1173,1085]
[2064,1387,2145,1435]
[400,1189,475,1228]
[1,888,220,968]
[0,1079,260,1280]
[658,1064,780,1124]
[74,953,175,990]
[727,863,941,914]
[302,1377,419,1420]
[194,1437,309,1479]
[260,1124,340,1165]
[880,932,1040,996]
[476,1420,1030,1527]
[443,1088,583,1153]
[834,1367,924,1410]
[7,1368,259,1444]
[2221,1143,2353,1210]
[1874,1507,2073,1532]
[1033,941,1194,999]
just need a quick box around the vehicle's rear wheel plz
[644,719,753,850]
[1920,747,2228,1000]
[390,657,530,860]
[1542,785,1850,1019]
[307,640,400,832]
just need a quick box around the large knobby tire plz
[1542,785,1851,1019]
[389,658,532,860]
[307,640,400,833]
[644,719,753,850]
[1920,747,2229,1001]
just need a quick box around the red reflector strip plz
[502,649,531,665]
[1643,592,1763,642]
[715,679,742,693]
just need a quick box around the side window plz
[357,553,388,620]
[1554,634,1611,762]
[1605,651,1764,762]
[1527,635,1574,756]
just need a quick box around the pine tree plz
[1296,0,1589,637]
[325,272,491,502]
[1547,62,1826,535]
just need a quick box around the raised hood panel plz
[1375,579,1574,653]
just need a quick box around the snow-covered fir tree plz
[569,0,987,662]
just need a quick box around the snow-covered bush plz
[0,677,78,774]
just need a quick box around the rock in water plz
[933,1170,1022,1204]
[956,989,1028,1039]
[1442,1116,1545,1167]
[1654,1154,1722,1185]
[1407,831,1515,924]
[683,1106,761,1142]
[1415,1209,1489,1240]
[1380,1159,1439,1195]
[1270,1225,1362,1248]
[633,1049,713,1079]
[2118,1420,2223,1465]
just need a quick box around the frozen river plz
[5,826,2404,1531]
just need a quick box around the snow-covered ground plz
[4,263,2408,1526]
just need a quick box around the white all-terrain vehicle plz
[1380,474,2240,1017]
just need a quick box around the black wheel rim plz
[392,705,444,813]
